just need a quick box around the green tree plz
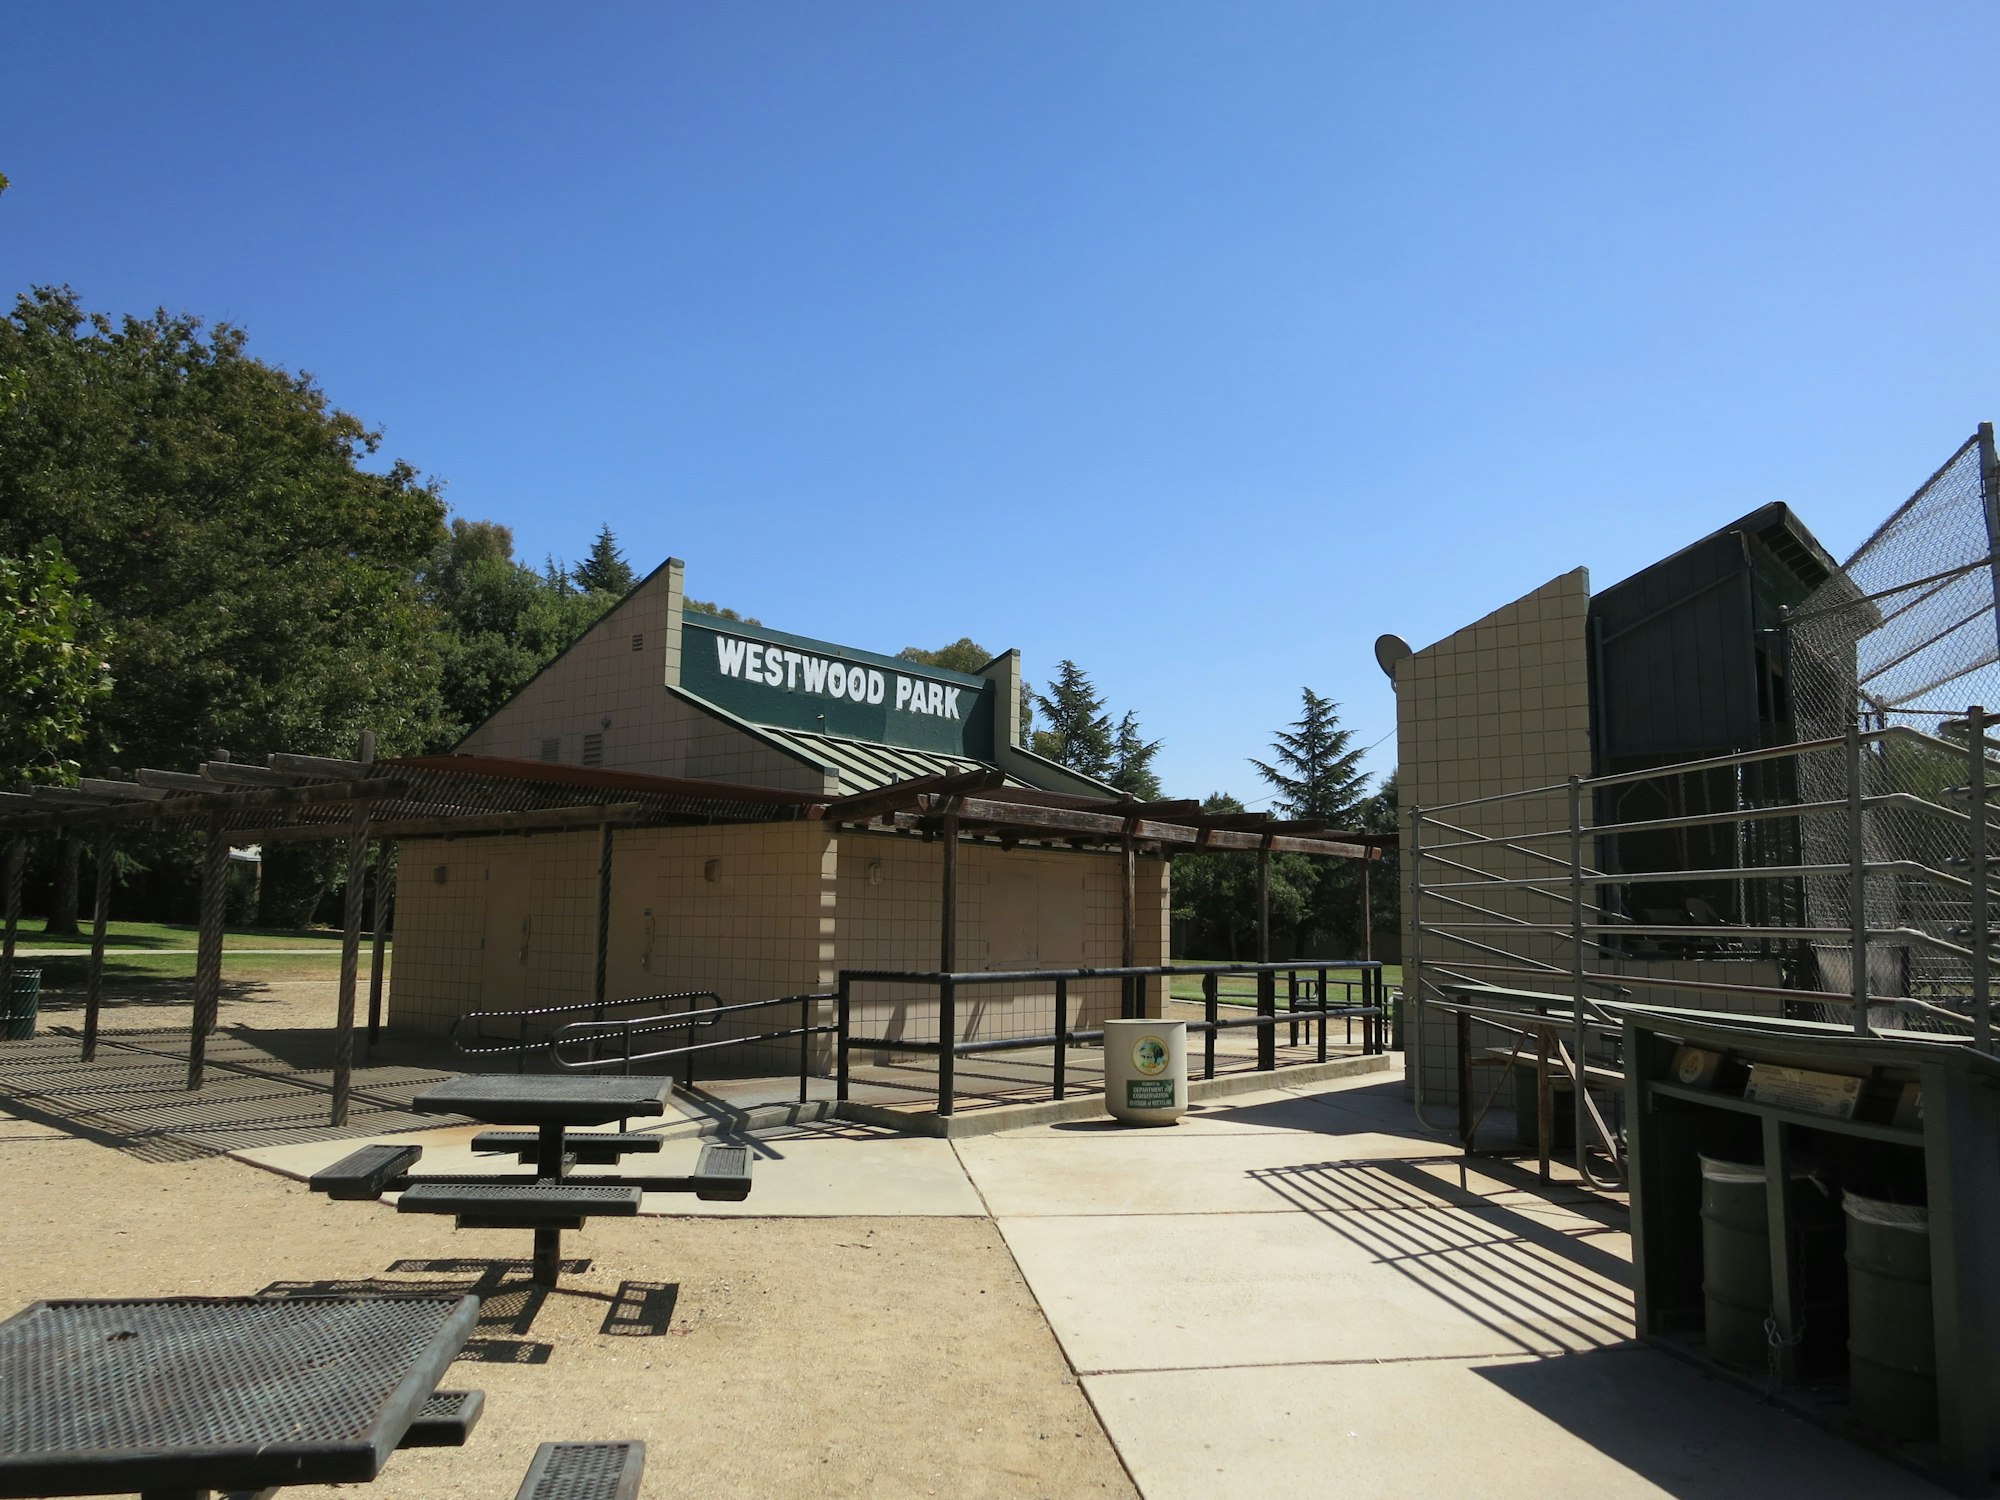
[424,518,618,745]
[0,286,449,774]
[1108,711,1162,799]
[1032,660,1114,778]
[897,637,992,674]
[1170,792,1309,958]
[573,523,636,596]
[1355,769,1400,957]
[1251,688,1368,823]
[0,537,113,786]
[685,598,762,625]
[1251,689,1369,955]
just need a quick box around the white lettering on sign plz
[713,634,959,718]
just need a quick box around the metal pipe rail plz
[1408,705,2000,1196]
[836,960,1386,1117]
[552,991,838,1106]
[450,992,721,1067]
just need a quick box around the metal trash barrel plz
[1103,1018,1187,1125]
[1844,1192,1935,1441]
[1700,1155,1775,1369]
[3,968,39,1041]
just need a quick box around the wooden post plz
[1256,844,1271,964]
[1361,856,1372,962]
[1,837,21,1036]
[1120,832,1137,1019]
[331,806,370,1126]
[938,808,958,1116]
[186,815,228,1090]
[82,830,114,1062]
[365,839,395,1053]
[594,822,615,1007]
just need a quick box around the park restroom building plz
[386,559,1170,1064]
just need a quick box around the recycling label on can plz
[1127,1078,1176,1108]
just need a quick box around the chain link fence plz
[1787,429,1999,1027]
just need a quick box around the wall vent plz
[631,632,644,653]
[539,737,560,762]
[582,732,604,768]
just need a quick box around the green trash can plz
[1700,1155,1777,1370]
[1845,1192,1935,1441]
[4,968,40,1041]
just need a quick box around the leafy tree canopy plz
[897,637,993,674]
[685,598,761,625]
[0,537,113,786]
[0,286,449,771]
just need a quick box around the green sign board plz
[681,615,995,758]
[1126,1079,1176,1109]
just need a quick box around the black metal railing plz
[449,991,721,1071]
[836,960,1386,1117]
[551,991,838,1106]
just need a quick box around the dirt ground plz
[0,982,1137,1500]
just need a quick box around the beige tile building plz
[388,560,1169,1068]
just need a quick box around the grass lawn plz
[11,919,355,952]
[10,919,382,990]
[1167,960,1402,1005]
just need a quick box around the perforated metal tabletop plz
[0,1294,480,1497]
[410,1074,673,1128]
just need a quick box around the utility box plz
[1619,1004,2000,1493]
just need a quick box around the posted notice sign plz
[1127,1079,1176,1109]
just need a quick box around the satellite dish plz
[1374,633,1413,682]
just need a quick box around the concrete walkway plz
[238,1063,1948,1497]
[956,1071,1942,1500]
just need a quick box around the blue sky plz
[6,3,1997,803]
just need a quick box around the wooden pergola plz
[0,750,1386,1121]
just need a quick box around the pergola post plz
[1256,844,1271,963]
[186,815,228,1090]
[331,806,370,1127]
[82,829,114,1062]
[938,808,958,1115]
[1,837,22,1034]
[1361,856,1372,963]
[365,838,395,1054]
[594,822,615,1007]
[1120,831,1138,1019]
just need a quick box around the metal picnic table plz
[0,1293,480,1500]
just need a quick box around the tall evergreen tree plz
[573,523,637,596]
[1032,660,1114,779]
[1250,688,1368,824]
[1108,711,1163,799]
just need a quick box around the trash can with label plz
[1844,1192,1935,1441]
[4,968,40,1041]
[1103,1018,1187,1125]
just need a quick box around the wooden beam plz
[247,799,648,842]
[201,762,310,788]
[28,787,127,806]
[268,752,371,781]
[826,768,1005,826]
[136,768,214,792]
[927,795,1374,859]
[0,776,407,834]
[79,779,168,802]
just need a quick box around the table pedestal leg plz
[532,1226,563,1288]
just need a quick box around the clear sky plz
[6,3,1997,804]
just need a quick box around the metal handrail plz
[449,991,720,1063]
[837,960,1386,1117]
[552,990,839,1106]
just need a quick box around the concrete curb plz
[833,1052,1394,1139]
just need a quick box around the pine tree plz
[1250,688,1367,823]
[1108,711,1163,799]
[573,524,637,596]
[1031,660,1114,779]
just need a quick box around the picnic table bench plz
[309,1075,753,1286]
